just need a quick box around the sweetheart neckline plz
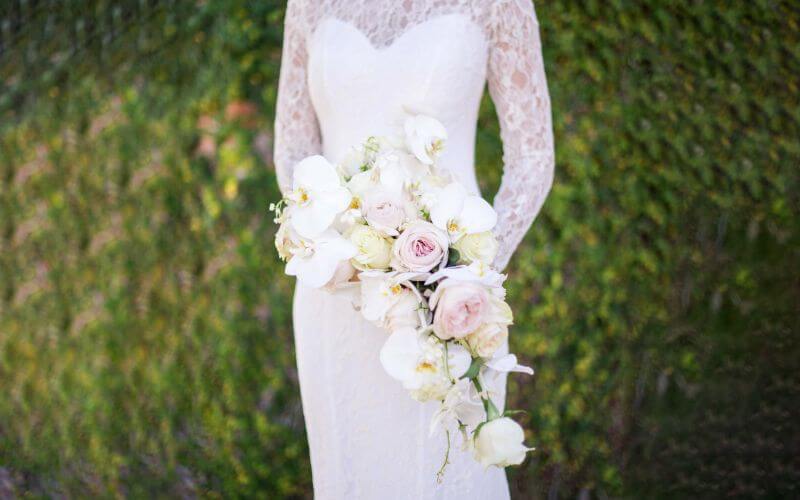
[311,13,485,53]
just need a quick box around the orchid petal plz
[446,343,472,379]
[485,354,534,375]
[291,204,331,239]
[285,230,357,288]
[293,155,339,191]
[380,327,421,382]
[429,182,465,231]
[461,196,498,234]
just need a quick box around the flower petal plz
[285,230,356,288]
[461,195,498,234]
[485,354,534,375]
[293,155,340,191]
[447,343,472,379]
[379,327,421,382]
[316,185,352,214]
[429,182,466,231]
[290,204,331,239]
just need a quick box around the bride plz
[273,0,554,498]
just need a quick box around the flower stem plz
[442,342,453,381]
[472,376,500,421]
[436,430,451,483]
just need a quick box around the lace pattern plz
[273,0,554,269]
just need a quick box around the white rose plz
[453,231,499,265]
[349,225,393,270]
[472,417,532,467]
[404,114,448,165]
[465,323,508,358]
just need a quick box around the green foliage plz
[1,0,798,498]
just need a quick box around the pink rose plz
[432,283,489,339]
[392,221,449,273]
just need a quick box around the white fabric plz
[274,1,554,498]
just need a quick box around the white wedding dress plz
[273,1,554,498]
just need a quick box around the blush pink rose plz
[392,221,449,273]
[432,283,489,339]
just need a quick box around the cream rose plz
[349,225,392,270]
[465,322,508,358]
[486,295,513,325]
[472,417,531,467]
[392,221,449,273]
[362,189,407,236]
[432,282,489,339]
[453,231,499,265]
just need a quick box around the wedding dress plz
[273,1,554,498]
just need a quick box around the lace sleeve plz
[273,0,322,195]
[486,0,555,271]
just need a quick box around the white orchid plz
[337,144,367,178]
[480,353,534,397]
[410,170,453,212]
[404,114,447,165]
[430,378,485,436]
[359,271,428,326]
[287,155,352,239]
[430,182,497,242]
[484,353,534,376]
[285,229,358,288]
[376,150,430,191]
[379,328,471,402]
[426,262,507,292]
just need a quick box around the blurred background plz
[1,0,798,498]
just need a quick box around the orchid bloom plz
[429,378,485,436]
[285,229,357,289]
[359,270,428,325]
[430,182,497,242]
[485,353,534,376]
[287,155,352,239]
[379,328,471,401]
[404,114,448,165]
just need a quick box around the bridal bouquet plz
[272,114,534,478]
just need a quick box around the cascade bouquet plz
[272,114,534,478]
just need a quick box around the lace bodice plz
[274,0,554,270]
